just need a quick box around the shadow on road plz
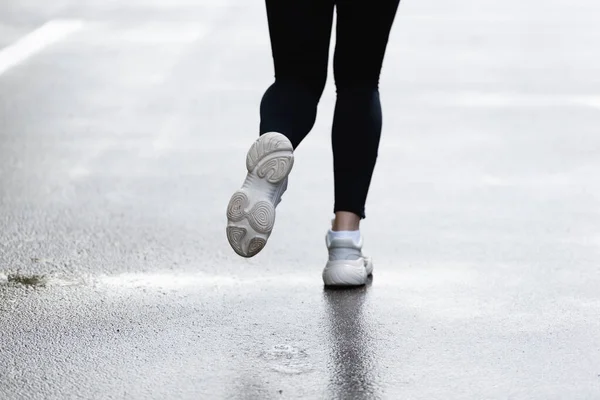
[323,277,379,399]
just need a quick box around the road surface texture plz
[1,0,600,399]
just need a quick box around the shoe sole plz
[226,132,294,258]
[322,258,373,287]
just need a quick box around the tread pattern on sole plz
[257,155,294,183]
[227,192,275,235]
[247,201,275,234]
[226,191,249,222]
[226,226,247,256]
[247,237,266,257]
[246,132,294,174]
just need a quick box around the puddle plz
[0,272,85,288]
[261,344,314,375]
[4,273,49,287]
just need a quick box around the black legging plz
[259,0,400,219]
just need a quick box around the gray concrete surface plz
[1,0,600,398]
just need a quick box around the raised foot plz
[226,132,293,258]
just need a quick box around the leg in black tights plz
[260,0,334,148]
[332,0,400,218]
[260,0,400,217]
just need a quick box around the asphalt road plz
[1,0,600,399]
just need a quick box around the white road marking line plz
[0,19,83,76]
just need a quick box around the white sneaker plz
[322,229,374,287]
[226,132,294,257]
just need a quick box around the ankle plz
[332,211,360,231]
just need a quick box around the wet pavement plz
[1,0,600,398]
